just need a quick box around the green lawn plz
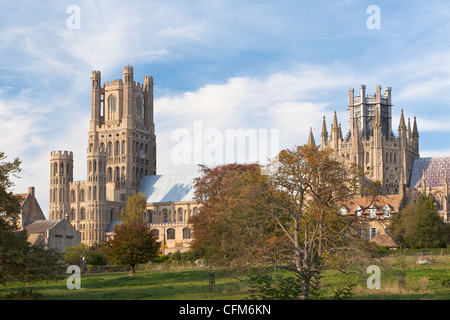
[1,255,449,300]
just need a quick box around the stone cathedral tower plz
[49,66,157,245]
[312,85,419,195]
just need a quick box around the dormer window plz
[339,207,348,215]
[355,206,362,217]
[369,205,377,219]
[383,205,391,218]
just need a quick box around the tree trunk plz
[130,264,136,276]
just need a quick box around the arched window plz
[70,209,76,220]
[163,209,168,223]
[136,98,142,113]
[80,189,85,202]
[107,167,112,182]
[183,228,191,239]
[366,152,370,164]
[167,228,175,240]
[107,141,112,156]
[81,208,86,220]
[93,186,97,201]
[108,95,116,120]
[178,208,183,221]
[71,190,76,202]
[115,141,120,156]
[193,207,198,216]
[148,210,153,223]
[115,167,120,182]
[121,140,126,154]
[150,229,159,239]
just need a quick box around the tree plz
[190,163,275,267]
[190,145,377,299]
[120,192,146,225]
[63,243,107,267]
[0,151,64,285]
[104,222,160,276]
[105,193,159,276]
[390,194,450,248]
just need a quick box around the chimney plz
[28,187,35,221]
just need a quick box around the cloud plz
[155,64,355,174]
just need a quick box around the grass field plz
[0,254,449,300]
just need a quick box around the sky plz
[2,0,450,217]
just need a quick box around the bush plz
[2,289,42,300]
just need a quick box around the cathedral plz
[49,66,198,252]
[49,66,157,246]
[49,68,449,250]
[309,84,449,243]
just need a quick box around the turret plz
[351,118,363,166]
[123,65,134,126]
[398,109,407,148]
[49,151,74,220]
[330,111,340,151]
[90,71,102,130]
[307,127,316,146]
[320,116,328,148]
[144,75,154,132]
[412,116,419,154]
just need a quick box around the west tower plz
[50,66,157,245]
[88,66,156,203]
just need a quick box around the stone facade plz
[138,173,202,254]
[310,85,448,244]
[317,85,419,194]
[49,66,157,246]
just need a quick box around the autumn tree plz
[190,163,279,269]
[190,145,378,299]
[104,193,159,276]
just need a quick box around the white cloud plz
[155,65,354,174]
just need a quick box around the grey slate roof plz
[409,157,450,188]
[137,173,201,204]
[106,221,121,233]
[24,220,62,233]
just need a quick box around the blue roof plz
[137,173,201,203]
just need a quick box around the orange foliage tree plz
[190,145,379,299]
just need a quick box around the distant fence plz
[391,248,450,256]
[83,260,204,274]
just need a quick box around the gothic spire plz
[307,127,316,146]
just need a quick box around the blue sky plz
[2,1,450,215]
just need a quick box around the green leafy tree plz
[390,194,450,248]
[104,222,160,276]
[0,151,64,285]
[120,192,146,225]
[105,193,159,276]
